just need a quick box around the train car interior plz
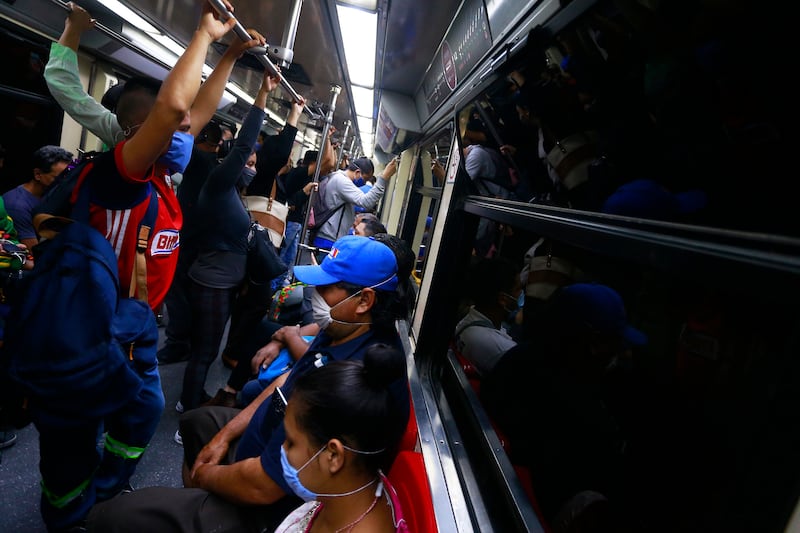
[1,0,799,531]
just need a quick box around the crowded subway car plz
[1,0,799,531]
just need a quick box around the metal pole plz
[207,0,319,119]
[335,120,351,169]
[270,0,304,69]
[294,84,341,268]
[348,135,357,158]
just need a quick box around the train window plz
[0,25,65,189]
[454,0,797,237]
[405,127,453,287]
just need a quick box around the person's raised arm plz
[285,97,304,128]
[123,0,235,177]
[188,29,265,138]
[44,2,121,147]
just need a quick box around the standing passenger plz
[17,4,239,531]
[311,157,397,253]
[176,69,281,421]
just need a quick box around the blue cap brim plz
[293,264,341,287]
[623,325,648,346]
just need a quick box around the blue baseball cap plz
[294,235,399,291]
[601,179,707,221]
[554,283,647,346]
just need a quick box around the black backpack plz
[307,173,346,235]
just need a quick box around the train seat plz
[387,450,437,532]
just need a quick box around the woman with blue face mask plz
[275,344,410,533]
[174,67,284,430]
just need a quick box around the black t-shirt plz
[278,165,312,224]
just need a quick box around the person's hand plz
[224,28,265,59]
[197,0,237,42]
[191,434,230,481]
[431,159,445,180]
[327,126,337,138]
[272,324,302,344]
[261,69,281,93]
[251,341,281,374]
[303,182,315,196]
[499,144,517,157]
[65,2,95,33]
[287,96,305,125]
[382,157,398,179]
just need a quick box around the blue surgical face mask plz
[347,227,356,236]
[159,131,194,174]
[280,444,383,502]
[353,177,365,187]
[280,446,324,502]
[238,166,257,189]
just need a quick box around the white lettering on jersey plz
[151,229,180,256]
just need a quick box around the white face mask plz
[309,288,371,330]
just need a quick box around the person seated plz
[481,282,647,522]
[453,256,522,377]
[241,233,414,407]
[274,343,409,532]
[1,145,73,249]
[86,235,409,532]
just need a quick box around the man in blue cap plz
[87,235,410,533]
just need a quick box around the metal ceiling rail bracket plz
[206,0,319,120]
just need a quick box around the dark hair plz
[336,280,397,334]
[371,233,415,321]
[350,157,374,176]
[291,343,407,471]
[302,150,319,166]
[468,257,519,308]
[359,218,386,236]
[0,143,6,159]
[198,122,223,145]
[115,76,162,131]
[100,82,125,112]
[32,145,73,174]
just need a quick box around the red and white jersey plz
[72,142,182,311]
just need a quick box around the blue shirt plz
[235,328,408,496]
[2,185,39,240]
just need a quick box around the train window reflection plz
[456,0,796,237]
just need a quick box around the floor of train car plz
[0,319,230,533]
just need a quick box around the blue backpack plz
[1,177,159,418]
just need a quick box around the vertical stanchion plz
[336,120,352,170]
[294,84,341,269]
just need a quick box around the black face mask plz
[218,139,234,159]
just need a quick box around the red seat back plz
[398,402,418,452]
[387,450,437,532]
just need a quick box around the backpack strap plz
[129,188,158,302]
[72,175,157,303]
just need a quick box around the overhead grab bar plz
[206,0,319,119]
[50,0,174,72]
